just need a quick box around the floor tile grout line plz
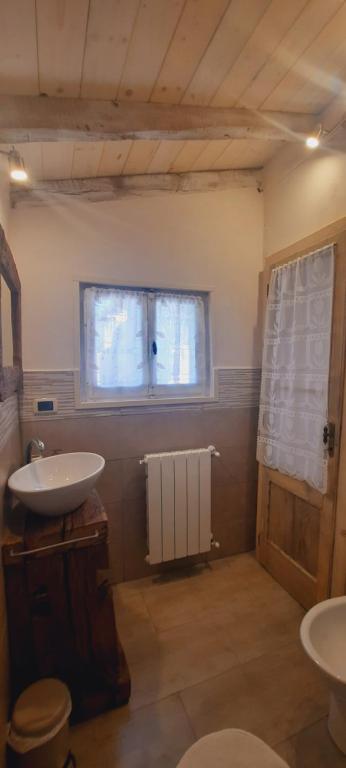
[272,714,330,753]
[119,566,286,596]
[124,638,306,718]
[126,638,300,686]
[113,587,159,636]
[122,602,302,641]
[116,586,304,641]
[177,691,199,742]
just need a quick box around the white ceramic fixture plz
[8,452,105,516]
[300,596,346,753]
[177,729,289,767]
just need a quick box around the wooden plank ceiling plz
[1,0,346,181]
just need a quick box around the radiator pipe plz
[139,445,220,464]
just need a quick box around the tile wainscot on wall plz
[21,368,260,582]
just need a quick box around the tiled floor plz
[70,553,345,767]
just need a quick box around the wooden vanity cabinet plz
[2,490,130,722]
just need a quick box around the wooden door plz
[257,224,346,609]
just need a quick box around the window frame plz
[76,280,214,409]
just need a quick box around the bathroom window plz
[79,283,210,404]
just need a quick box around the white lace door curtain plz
[257,244,335,493]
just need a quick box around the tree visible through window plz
[80,283,210,402]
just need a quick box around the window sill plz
[75,395,217,410]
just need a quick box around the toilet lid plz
[177,730,289,768]
[11,678,71,739]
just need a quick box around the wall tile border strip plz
[217,367,262,408]
[20,368,261,422]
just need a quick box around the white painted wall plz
[9,188,263,371]
[263,142,346,257]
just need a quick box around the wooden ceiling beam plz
[10,169,262,206]
[0,95,317,144]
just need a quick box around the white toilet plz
[177,729,288,767]
[300,596,346,753]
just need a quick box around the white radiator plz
[140,446,220,565]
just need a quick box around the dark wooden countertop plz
[2,490,107,564]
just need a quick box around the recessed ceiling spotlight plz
[0,146,29,183]
[305,124,322,150]
[8,148,28,182]
[306,135,320,149]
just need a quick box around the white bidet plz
[300,596,346,753]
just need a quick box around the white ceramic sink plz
[8,452,105,516]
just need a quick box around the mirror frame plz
[0,224,22,401]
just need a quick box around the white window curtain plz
[152,293,207,396]
[82,286,209,402]
[83,286,148,400]
[257,244,335,493]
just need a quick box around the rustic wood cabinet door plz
[257,226,346,609]
[3,492,130,717]
[67,542,129,720]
